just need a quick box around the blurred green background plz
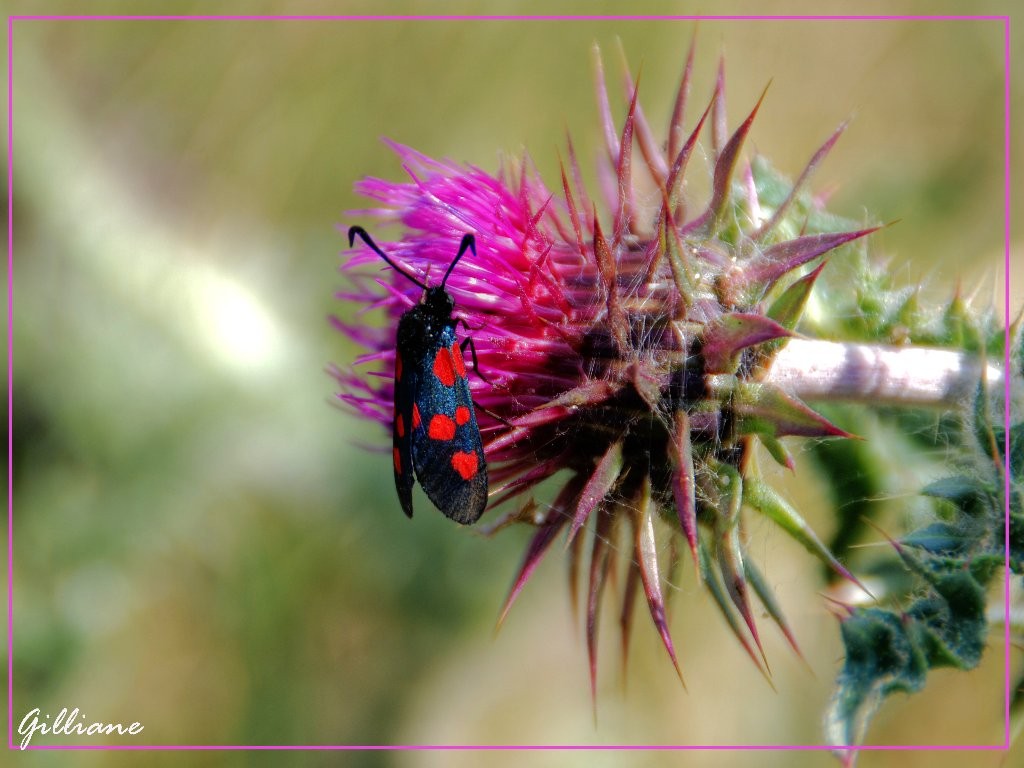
[6,3,1022,767]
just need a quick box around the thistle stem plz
[765,339,1004,407]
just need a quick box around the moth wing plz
[392,350,417,518]
[410,338,488,525]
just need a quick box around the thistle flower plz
[331,42,877,693]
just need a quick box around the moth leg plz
[459,336,491,384]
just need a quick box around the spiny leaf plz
[754,120,848,241]
[740,226,881,301]
[586,506,616,709]
[766,261,827,332]
[568,439,624,543]
[593,215,629,353]
[697,534,773,683]
[686,82,769,236]
[826,609,928,753]
[734,381,854,439]
[591,43,619,166]
[634,480,685,686]
[758,432,796,471]
[496,478,583,628]
[669,409,699,570]
[667,28,698,160]
[713,463,770,669]
[743,557,804,661]
[743,477,865,590]
[701,312,795,373]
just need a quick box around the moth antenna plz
[440,234,477,289]
[348,226,427,290]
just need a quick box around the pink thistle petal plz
[701,312,796,374]
[568,439,625,544]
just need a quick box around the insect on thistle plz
[347,226,489,525]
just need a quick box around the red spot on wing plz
[433,347,457,387]
[395,413,405,438]
[395,352,403,381]
[428,414,456,441]
[451,343,467,378]
[455,405,471,425]
[392,447,402,473]
[451,451,478,480]
[412,404,422,429]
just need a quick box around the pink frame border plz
[4,12,1015,758]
